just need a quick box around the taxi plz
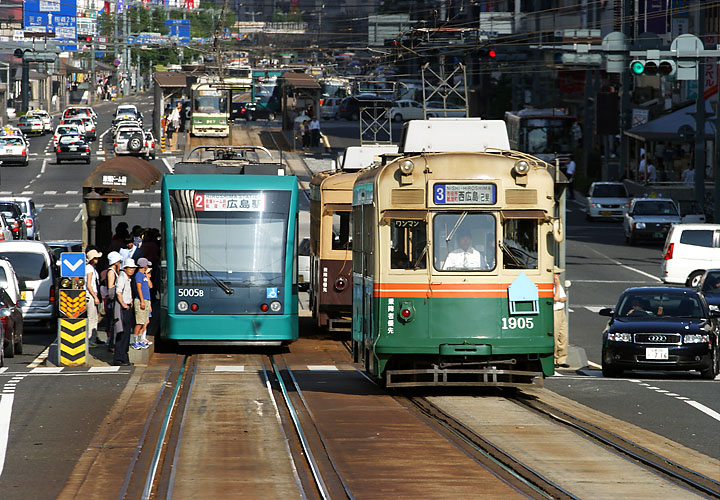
[0,133,29,166]
[27,110,52,133]
[52,124,82,148]
[18,115,44,135]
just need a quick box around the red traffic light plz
[488,49,496,58]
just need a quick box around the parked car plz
[17,115,44,136]
[27,110,53,133]
[298,237,310,291]
[425,101,466,118]
[661,224,720,287]
[0,287,23,357]
[0,241,58,331]
[585,182,630,221]
[338,94,392,121]
[678,200,706,224]
[55,134,91,164]
[0,256,23,305]
[0,202,26,239]
[623,198,681,245]
[0,135,29,166]
[46,240,83,261]
[0,197,40,240]
[320,97,343,120]
[599,287,719,379]
[232,101,276,121]
[390,99,425,122]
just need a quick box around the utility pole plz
[114,5,120,98]
[124,7,130,96]
[90,40,96,105]
[619,0,633,177]
[694,2,706,211]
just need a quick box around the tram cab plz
[352,118,566,387]
[309,145,398,331]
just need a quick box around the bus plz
[352,118,565,387]
[160,170,299,346]
[504,108,577,165]
[190,79,229,137]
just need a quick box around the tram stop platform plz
[45,328,154,367]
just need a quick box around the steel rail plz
[141,354,190,500]
[512,394,720,499]
[165,361,198,500]
[408,396,578,500]
[270,355,332,500]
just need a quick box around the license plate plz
[653,232,664,238]
[20,290,33,301]
[69,146,77,151]
[646,347,668,360]
[601,210,611,216]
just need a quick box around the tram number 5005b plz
[501,317,534,330]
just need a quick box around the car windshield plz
[57,127,78,135]
[701,272,720,295]
[617,291,704,318]
[0,252,48,281]
[592,185,628,198]
[632,201,678,216]
[0,204,18,216]
[118,130,141,140]
[59,135,84,144]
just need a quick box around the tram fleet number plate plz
[434,183,496,205]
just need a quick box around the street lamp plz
[84,189,102,247]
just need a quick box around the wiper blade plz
[185,255,234,295]
[446,212,467,242]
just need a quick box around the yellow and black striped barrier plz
[59,289,86,318]
[161,135,166,152]
[59,318,87,366]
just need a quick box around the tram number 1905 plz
[501,317,534,330]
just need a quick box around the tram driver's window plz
[433,213,496,271]
[332,211,352,250]
[390,220,426,270]
[502,219,538,269]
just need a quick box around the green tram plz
[351,119,565,387]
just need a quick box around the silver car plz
[114,127,147,156]
[0,241,58,330]
[0,197,40,240]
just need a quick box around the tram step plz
[386,367,543,388]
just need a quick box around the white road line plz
[0,368,6,374]
[307,365,339,371]
[586,246,662,282]
[89,366,120,373]
[214,366,245,372]
[27,347,49,369]
[30,367,63,374]
[587,360,602,369]
[40,159,47,174]
[0,393,15,478]
[44,190,57,195]
[583,306,611,313]
[685,400,720,422]
[66,190,79,195]
[72,208,83,223]
[161,157,174,173]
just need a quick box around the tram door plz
[352,187,374,369]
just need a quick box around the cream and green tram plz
[352,123,563,386]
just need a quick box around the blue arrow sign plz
[60,252,86,278]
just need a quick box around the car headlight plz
[710,304,720,312]
[684,334,710,343]
[634,222,646,229]
[608,332,632,342]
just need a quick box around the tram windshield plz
[170,190,290,286]
[433,213,496,271]
[194,90,227,114]
[523,119,573,154]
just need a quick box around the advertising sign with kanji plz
[23,0,77,51]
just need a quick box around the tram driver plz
[442,231,489,270]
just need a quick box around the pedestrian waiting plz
[113,258,137,366]
[132,258,152,350]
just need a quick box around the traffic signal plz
[478,48,496,59]
[630,59,676,76]
[78,35,92,43]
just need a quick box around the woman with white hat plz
[102,251,123,351]
[113,258,137,366]
[85,249,104,347]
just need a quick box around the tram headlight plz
[334,277,348,292]
[270,301,282,312]
[399,159,415,175]
[177,301,189,312]
[513,160,530,176]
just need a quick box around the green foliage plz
[272,8,303,23]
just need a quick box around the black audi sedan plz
[599,287,719,379]
[56,133,90,164]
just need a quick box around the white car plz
[114,127,147,156]
[0,135,29,166]
[60,117,86,136]
[320,97,343,120]
[585,182,630,221]
[623,198,682,245]
[390,99,425,122]
[425,101,466,118]
[27,110,52,133]
[0,197,40,240]
[53,124,82,148]
[661,224,720,286]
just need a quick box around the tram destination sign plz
[434,183,496,205]
[194,192,265,211]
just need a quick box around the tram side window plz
[502,219,538,269]
[390,220,427,270]
[332,211,352,250]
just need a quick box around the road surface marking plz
[685,400,720,422]
[307,365,338,371]
[214,365,245,372]
[27,347,49,368]
[586,246,662,282]
[161,157,174,173]
[0,393,14,478]
[0,368,6,374]
[73,208,82,223]
[30,367,63,374]
[89,366,121,373]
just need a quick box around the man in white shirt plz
[443,232,486,270]
[553,267,569,368]
[565,157,576,200]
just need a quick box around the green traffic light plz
[630,60,645,75]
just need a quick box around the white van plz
[661,224,720,286]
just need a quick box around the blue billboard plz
[23,0,77,51]
[165,19,190,44]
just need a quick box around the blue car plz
[599,287,720,379]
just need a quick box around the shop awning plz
[625,100,716,141]
[83,157,162,190]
